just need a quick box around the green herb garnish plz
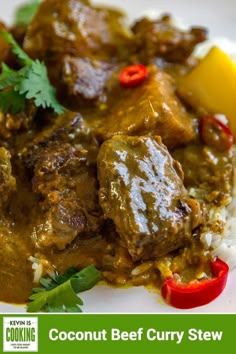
[14,0,41,26]
[27,265,102,313]
[0,32,65,115]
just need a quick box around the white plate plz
[0,0,236,314]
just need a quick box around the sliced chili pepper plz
[199,115,234,151]
[119,64,148,88]
[161,258,229,309]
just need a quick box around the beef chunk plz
[24,0,132,61]
[23,0,133,107]
[96,66,195,149]
[98,135,204,261]
[61,56,115,108]
[132,15,207,64]
[16,111,102,250]
[17,111,97,161]
[0,147,16,207]
[30,141,102,250]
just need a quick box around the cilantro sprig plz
[14,0,41,26]
[0,32,65,115]
[27,265,102,313]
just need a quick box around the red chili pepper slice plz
[161,258,229,309]
[199,115,234,151]
[119,64,148,88]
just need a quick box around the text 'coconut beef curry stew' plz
[0,0,235,312]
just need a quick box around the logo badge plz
[3,317,38,352]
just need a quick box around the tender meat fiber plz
[0,147,16,207]
[61,56,116,109]
[24,0,132,61]
[98,135,204,261]
[15,111,102,250]
[31,141,102,250]
[132,15,207,64]
[23,0,133,106]
[17,111,98,162]
[96,66,195,149]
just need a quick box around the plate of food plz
[0,0,236,314]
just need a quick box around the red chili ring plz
[118,64,148,88]
[199,115,234,151]
[161,258,229,309]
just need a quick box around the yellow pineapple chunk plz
[178,46,236,137]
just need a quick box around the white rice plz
[210,174,236,270]
[28,255,55,283]
[28,256,43,283]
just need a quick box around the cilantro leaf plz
[28,280,83,313]
[0,90,26,114]
[1,32,32,66]
[0,32,65,115]
[71,265,103,293]
[14,0,41,26]
[0,64,31,91]
[0,64,21,89]
[54,267,78,285]
[19,60,65,114]
[27,265,102,313]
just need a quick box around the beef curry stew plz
[0,0,234,310]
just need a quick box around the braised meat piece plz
[15,111,102,250]
[98,135,204,261]
[17,111,97,162]
[23,0,132,61]
[23,0,133,107]
[132,15,207,64]
[61,56,115,108]
[31,141,101,250]
[96,66,195,149]
[0,147,16,209]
